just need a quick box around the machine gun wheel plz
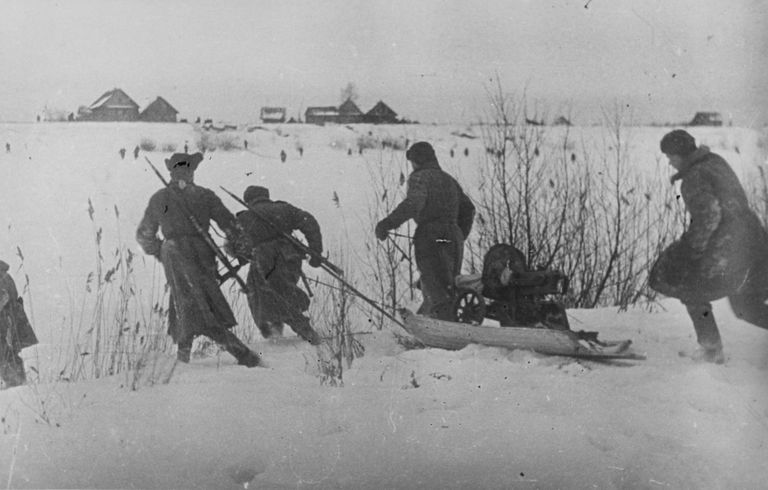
[454,290,486,325]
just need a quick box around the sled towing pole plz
[220,186,406,329]
[145,158,251,294]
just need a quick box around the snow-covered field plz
[0,122,767,488]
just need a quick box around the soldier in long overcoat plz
[136,152,261,366]
[0,260,38,387]
[375,141,475,320]
[650,129,768,363]
[236,186,323,344]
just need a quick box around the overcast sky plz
[1,0,766,125]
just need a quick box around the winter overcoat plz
[0,262,38,354]
[237,198,323,326]
[136,183,239,345]
[378,160,475,319]
[650,146,768,303]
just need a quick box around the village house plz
[260,107,286,123]
[305,106,339,125]
[688,112,723,126]
[139,96,178,122]
[337,98,364,124]
[78,88,140,121]
[364,100,398,124]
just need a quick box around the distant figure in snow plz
[184,142,189,153]
[650,129,768,363]
[280,149,287,163]
[450,148,455,158]
[347,148,352,156]
[136,152,261,367]
[5,143,9,153]
[133,145,140,159]
[0,260,38,388]
[119,148,126,159]
[464,147,469,157]
[298,146,304,158]
[244,140,248,150]
[375,141,475,320]
[234,185,323,344]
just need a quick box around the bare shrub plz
[139,138,157,152]
[474,81,680,309]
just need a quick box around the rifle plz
[144,158,251,294]
[220,186,406,328]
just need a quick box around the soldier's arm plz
[457,187,475,239]
[380,171,428,230]
[681,173,721,254]
[291,206,323,254]
[136,194,163,257]
[208,190,238,238]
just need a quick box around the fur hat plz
[660,130,697,157]
[406,141,437,165]
[244,185,270,203]
[164,152,203,171]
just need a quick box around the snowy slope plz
[0,122,766,488]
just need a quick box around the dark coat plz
[237,198,323,325]
[136,183,239,344]
[379,160,475,319]
[650,147,768,303]
[0,264,38,353]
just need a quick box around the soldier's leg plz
[728,293,768,330]
[206,328,262,367]
[684,302,724,363]
[415,241,457,321]
[0,346,25,388]
[287,315,321,345]
[176,337,193,363]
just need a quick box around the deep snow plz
[0,122,766,489]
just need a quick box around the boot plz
[685,302,725,364]
[221,330,263,368]
[290,317,322,345]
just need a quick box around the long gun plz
[145,157,250,294]
[220,186,406,328]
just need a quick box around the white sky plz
[1,0,766,125]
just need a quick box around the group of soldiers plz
[131,141,476,367]
[3,132,768,386]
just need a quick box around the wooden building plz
[337,98,363,124]
[364,100,398,124]
[305,106,339,125]
[80,88,139,121]
[139,96,178,122]
[260,107,286,123]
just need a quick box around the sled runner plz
[399,308,645,360]
[399,243,644,360]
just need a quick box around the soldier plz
[136,152,261,366]
[650,130,768,363]
[133,145,140,159]
[375,141,475,320]
[0,260,38,388]
[235,185,323,344]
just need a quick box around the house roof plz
[366,100,397,118]
[89,88,139,110]
[142,96,178,114]
[338,98,362,115]
[261,107,286,114]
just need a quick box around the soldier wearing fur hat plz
[235,185,323,344]
[136,153,261,366]
[650,130,768,363]
[0,260,38,388]
[375,141,475,320]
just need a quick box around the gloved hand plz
[308,254,323,268]
[375,220,390,241]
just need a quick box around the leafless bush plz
[139,138,157,152]
[474,82,681,308]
